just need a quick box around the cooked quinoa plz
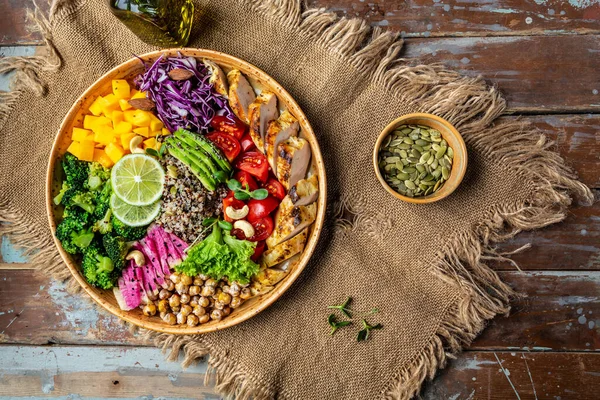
[156,155,227,243]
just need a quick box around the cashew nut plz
[126,250,145,266]
[225,205,249,220]
[233,220,255,238]
[129,135,145,154]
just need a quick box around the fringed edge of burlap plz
[0,1,594,399]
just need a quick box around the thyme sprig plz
[326,296,382,341]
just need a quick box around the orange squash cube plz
[120,132,137,151]
[88,96,105,116]
[105,142,126,163]
[78,140,95,162]
[112,79,130,99]
[94,125,116,146]
[66,141,82,158]
[83,115,100,130]
[132,110,151,127]
[72,127,93,142]
[114,121,133,135]
[143,137,157,149]
[93,149,114,168]
[111,110,124,127]
[133,127,150,138]
[124,110,137,124]
[119,98,132,111]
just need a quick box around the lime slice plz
[111,154,165,206]
[110,194,161,227]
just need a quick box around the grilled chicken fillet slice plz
[247,91,278,151]
[227,69,256,123]
[261,229,307,268]
[203,60,228,96]
[266,195,317,248]
[264,110,299,174]
[276,137,311,190]
[289,174,319,206]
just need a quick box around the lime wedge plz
[110,194,161,227]
[111,154,165,206]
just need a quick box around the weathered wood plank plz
[0,0,49,45]
[403,35,600,113]
[422,351,600,399]
[1,269,598,351]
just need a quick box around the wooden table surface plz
[1,1,599,399]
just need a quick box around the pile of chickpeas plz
[141,272,252,326]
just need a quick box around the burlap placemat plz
[0,0,593,398]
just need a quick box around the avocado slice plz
[175,129,232,173]
[166,145,217,191]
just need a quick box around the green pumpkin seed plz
[385,156,400,163]
[402,166,417,173]
[405,180,416,190]
[403,137,414,145]
[383,135,392,147]
[401,128,412,134]
[411,148,421,158]
[390,139,404,146]
[447,147,454,158]
[440,139,447,147]
[431,136,442,143]
[431,159,439,170]
[397,172,410,180]
[398,143,411,150]
[413,145,424,152]
[430,130,441,138]
[442,167,450,180]
[435,146,447,159]
[419,153,430,164]
[424,187,432,196]
[433,180,441,192]
[416,164,425,173]
[407,157,420,163]
[415,139,430,146]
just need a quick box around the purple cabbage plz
[136,54,233,133]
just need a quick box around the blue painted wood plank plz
[0,46,38,92]
[1,236,29,263]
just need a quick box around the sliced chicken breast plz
[276,137,311,190]
[227,69,256,123]
[247,91,278,151]
[266,195,317,248]
[261,228,307,268]
[203,60,228,97]
[289,174,319,206]
[264,110,299,174]
[253,267,288,288]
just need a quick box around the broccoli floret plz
[71,228,95,249]
[62,153,89,188]
[53,182,70,205]
[93,208,113,235]
[93,181,112,220]
[102,234,128,271]
[71,192,96,214]
[55,207,90,254]
[112,216,149,241]
[81,243,117,289]
[87,162,111,190]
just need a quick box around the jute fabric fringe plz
[0,0,593,398]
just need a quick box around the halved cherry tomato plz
[262,178,286,200]
[223,192,246,222]
[210,115,246,140]
[206,132,241,162]
[251,240,266,261]
[235,151,269,182]
[240,134,256,152]
[249,217,273,242]
[234,170,258,191]
[247,197,279,222]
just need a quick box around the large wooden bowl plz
[46,49,327,334]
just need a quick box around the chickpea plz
[163,313,176,325]
[230,296,242,309]
[143,303,157,316]
[229,283,241,297]
[187,314,199,327]
[198,296,210,308]
[201,286,215,297]
[171,305,181,313]
[147,291,158,301]
[210,309,223,321]
[198,314,210,324]
[222,306,231,317]
[176,312,187,324]
[180,293,191,304]
[193,277,204,286]
[159,311,167,319]
[180,274,193,286]
[188,285,201,296]
[170,273,181,284]
[157,299,169,313]
[214,300,225,310]
[166,281,176,291]
[180,304,193,317]
[198,274,208,280]
[159,289,171,300]
[205,278,218,287]
[240,288,252,300]
[218,281,226,288]
[193,306,207,317]
[208,298,215,308]
[175,282,189,294]
[189,296,200,308]
[169,294,181,308]
[217,292,232,305]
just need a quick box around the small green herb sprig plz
[227,178,268,201]
[184,217,233,252]
[327,297,382,342]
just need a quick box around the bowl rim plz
[372,112,468,204]
[45,48,327,334]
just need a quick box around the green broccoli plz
[93,181,112,220]
[62,153,89,188]
[71,191,95,214]
[102,234,128,271]
[55,207,90,254]
[71,228,95,249]
[53,182,70,205]
[87,162,111,190]
[93,208,113,235]
[81,242,117,289]
[112,216,149,241]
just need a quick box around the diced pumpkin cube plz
[149,115,163,132]
[121,132,137,151]
[114,121,133,135]
[72,127,92,142]
[88,96,105,116]
[124,110,137,123]
[112,79,130,99]
[66,141,82,158]
[101,94,120,116]
[131,110,151,127]
[161,127,170,136]
[131,90,147,100]
[130,88,140,98]
[150,131,161,137]
[91,118,112,135]
[105,142,126,163]
[83,115,100,130]
[78,140,95,162]
[143,137,157,149]
[94,126,116,145]
[93,149,114,168]
[133,127,150,138]
[111,110,124,127]
[119,98,132,111]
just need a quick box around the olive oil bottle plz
[109,0,194,47]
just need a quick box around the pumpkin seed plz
[399,149,408,159]
[397,172,410,180]
[401,128,412,134]
[442,167,450,180]
[416,164,425,173]
[383,135,392,147]
[398,143,412,150]
[405,180,416,190]
[431,159,439,170]
[415,139,430,146]
[402,166,417,173]
[447,147,454,158]
[385,156,400,163]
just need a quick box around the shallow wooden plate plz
[45,49,327,335]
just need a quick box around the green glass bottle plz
[109,0,194,47]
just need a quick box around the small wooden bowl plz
[45,49,327,334]
[373,113,467,204]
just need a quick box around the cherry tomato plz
[240,134,256,152]
[210,115,246,140]
[223,193,246,222]
[251,240,266,261]
[262,178,286,200]
[235,151,269,182]
[249,217,273,241]
[231,228,246,240]
[234,170,258,191]
[247,197,280,222]
[206,132,241,162]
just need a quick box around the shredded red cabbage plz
[136,54,233,133]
